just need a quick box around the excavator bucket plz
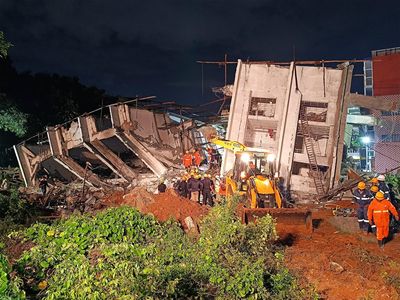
[241,208,313,235]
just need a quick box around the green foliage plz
[0,31,12,59]
[386,174,400,199]
[0,187,30,223]
[13,205,317,299]
[0,95,28,137]
[0,253,25,299]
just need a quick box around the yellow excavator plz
[211,137,312,234]
[211,137,282,208]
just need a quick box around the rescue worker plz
[39,175,48,196]
[377,175,390,200]
[187,173,202,203]
[370,185,379,196]
[182,151,192,170]
[193,149,202,168]
[201,174,215,206]
[248,161,261,176]
[370,177,379,187]
[369,185,380,234]
[352,181,373,233]
[368,191,399,248]
[177,176,189,198]
[157,180,167,193]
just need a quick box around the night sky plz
[1,0,400,106]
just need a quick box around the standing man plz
[369,185,380,234]
[201,174,215,206]
[352,181,373,234]
[157,180,167,193]
[370,185,379,196]
[39,175,48,196]
[377,175,390,200]
[187,173,202,203]
[370,177,379,187]
[177,175,189,198]
[368,191,399,248]
[183,151,193,170]
[193,149,202,169]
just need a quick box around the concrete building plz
[221,60,354,201]
[14,99,198,188]
[364,47,400,173]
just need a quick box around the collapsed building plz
[14,98,199,188]
[221,60,354,201]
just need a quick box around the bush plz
[0,253,25,299]
[13,204,317,299]
[0,187,31,223]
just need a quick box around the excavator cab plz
[211,137,312,234]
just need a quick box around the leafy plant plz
[12,204,317,299]
[0,95,28,137]
[0,253,25,299]
[386,174,400,199]
[0,31,12,59]
[0,187,31,223]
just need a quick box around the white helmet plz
[377,175,385,181]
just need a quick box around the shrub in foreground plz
[10,204,317,299]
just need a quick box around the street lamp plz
[361,136,371,145]
[361,136,371,171]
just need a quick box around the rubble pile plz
[102,188,209,230]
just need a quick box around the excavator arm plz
[210,138,247,152]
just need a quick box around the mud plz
[284,206,400,300]
[102,188,209,230]
[5,238,35,264]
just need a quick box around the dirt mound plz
[102,188,208,229]
[142,190,209,226]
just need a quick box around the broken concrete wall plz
[15,102,197,188]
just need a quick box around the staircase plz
[299,105,326,195]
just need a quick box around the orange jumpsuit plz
[193,151,202,167]
[183,153,192,168]
[368,199,399,241]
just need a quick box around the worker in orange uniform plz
[369,185,380,234]
[368,191,399,248]
[193,148,202,168]
[182,151,192,170]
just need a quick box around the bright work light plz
[240,152,250,163]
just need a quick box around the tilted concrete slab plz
[53,156,105,188]
[349,93,400,112]
[115,131,168,177]
[86,140,137,181]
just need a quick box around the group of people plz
[174,172,215,206]
[353,174,399,248]
[182,148,221,170]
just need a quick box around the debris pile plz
[102,188,209,230]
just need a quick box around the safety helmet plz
[370,178,378,184]
[371,185,379,193]
[185,150,189,154]
[375,191,385,200]
[357,182,366,190]
[377,175,385,181]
